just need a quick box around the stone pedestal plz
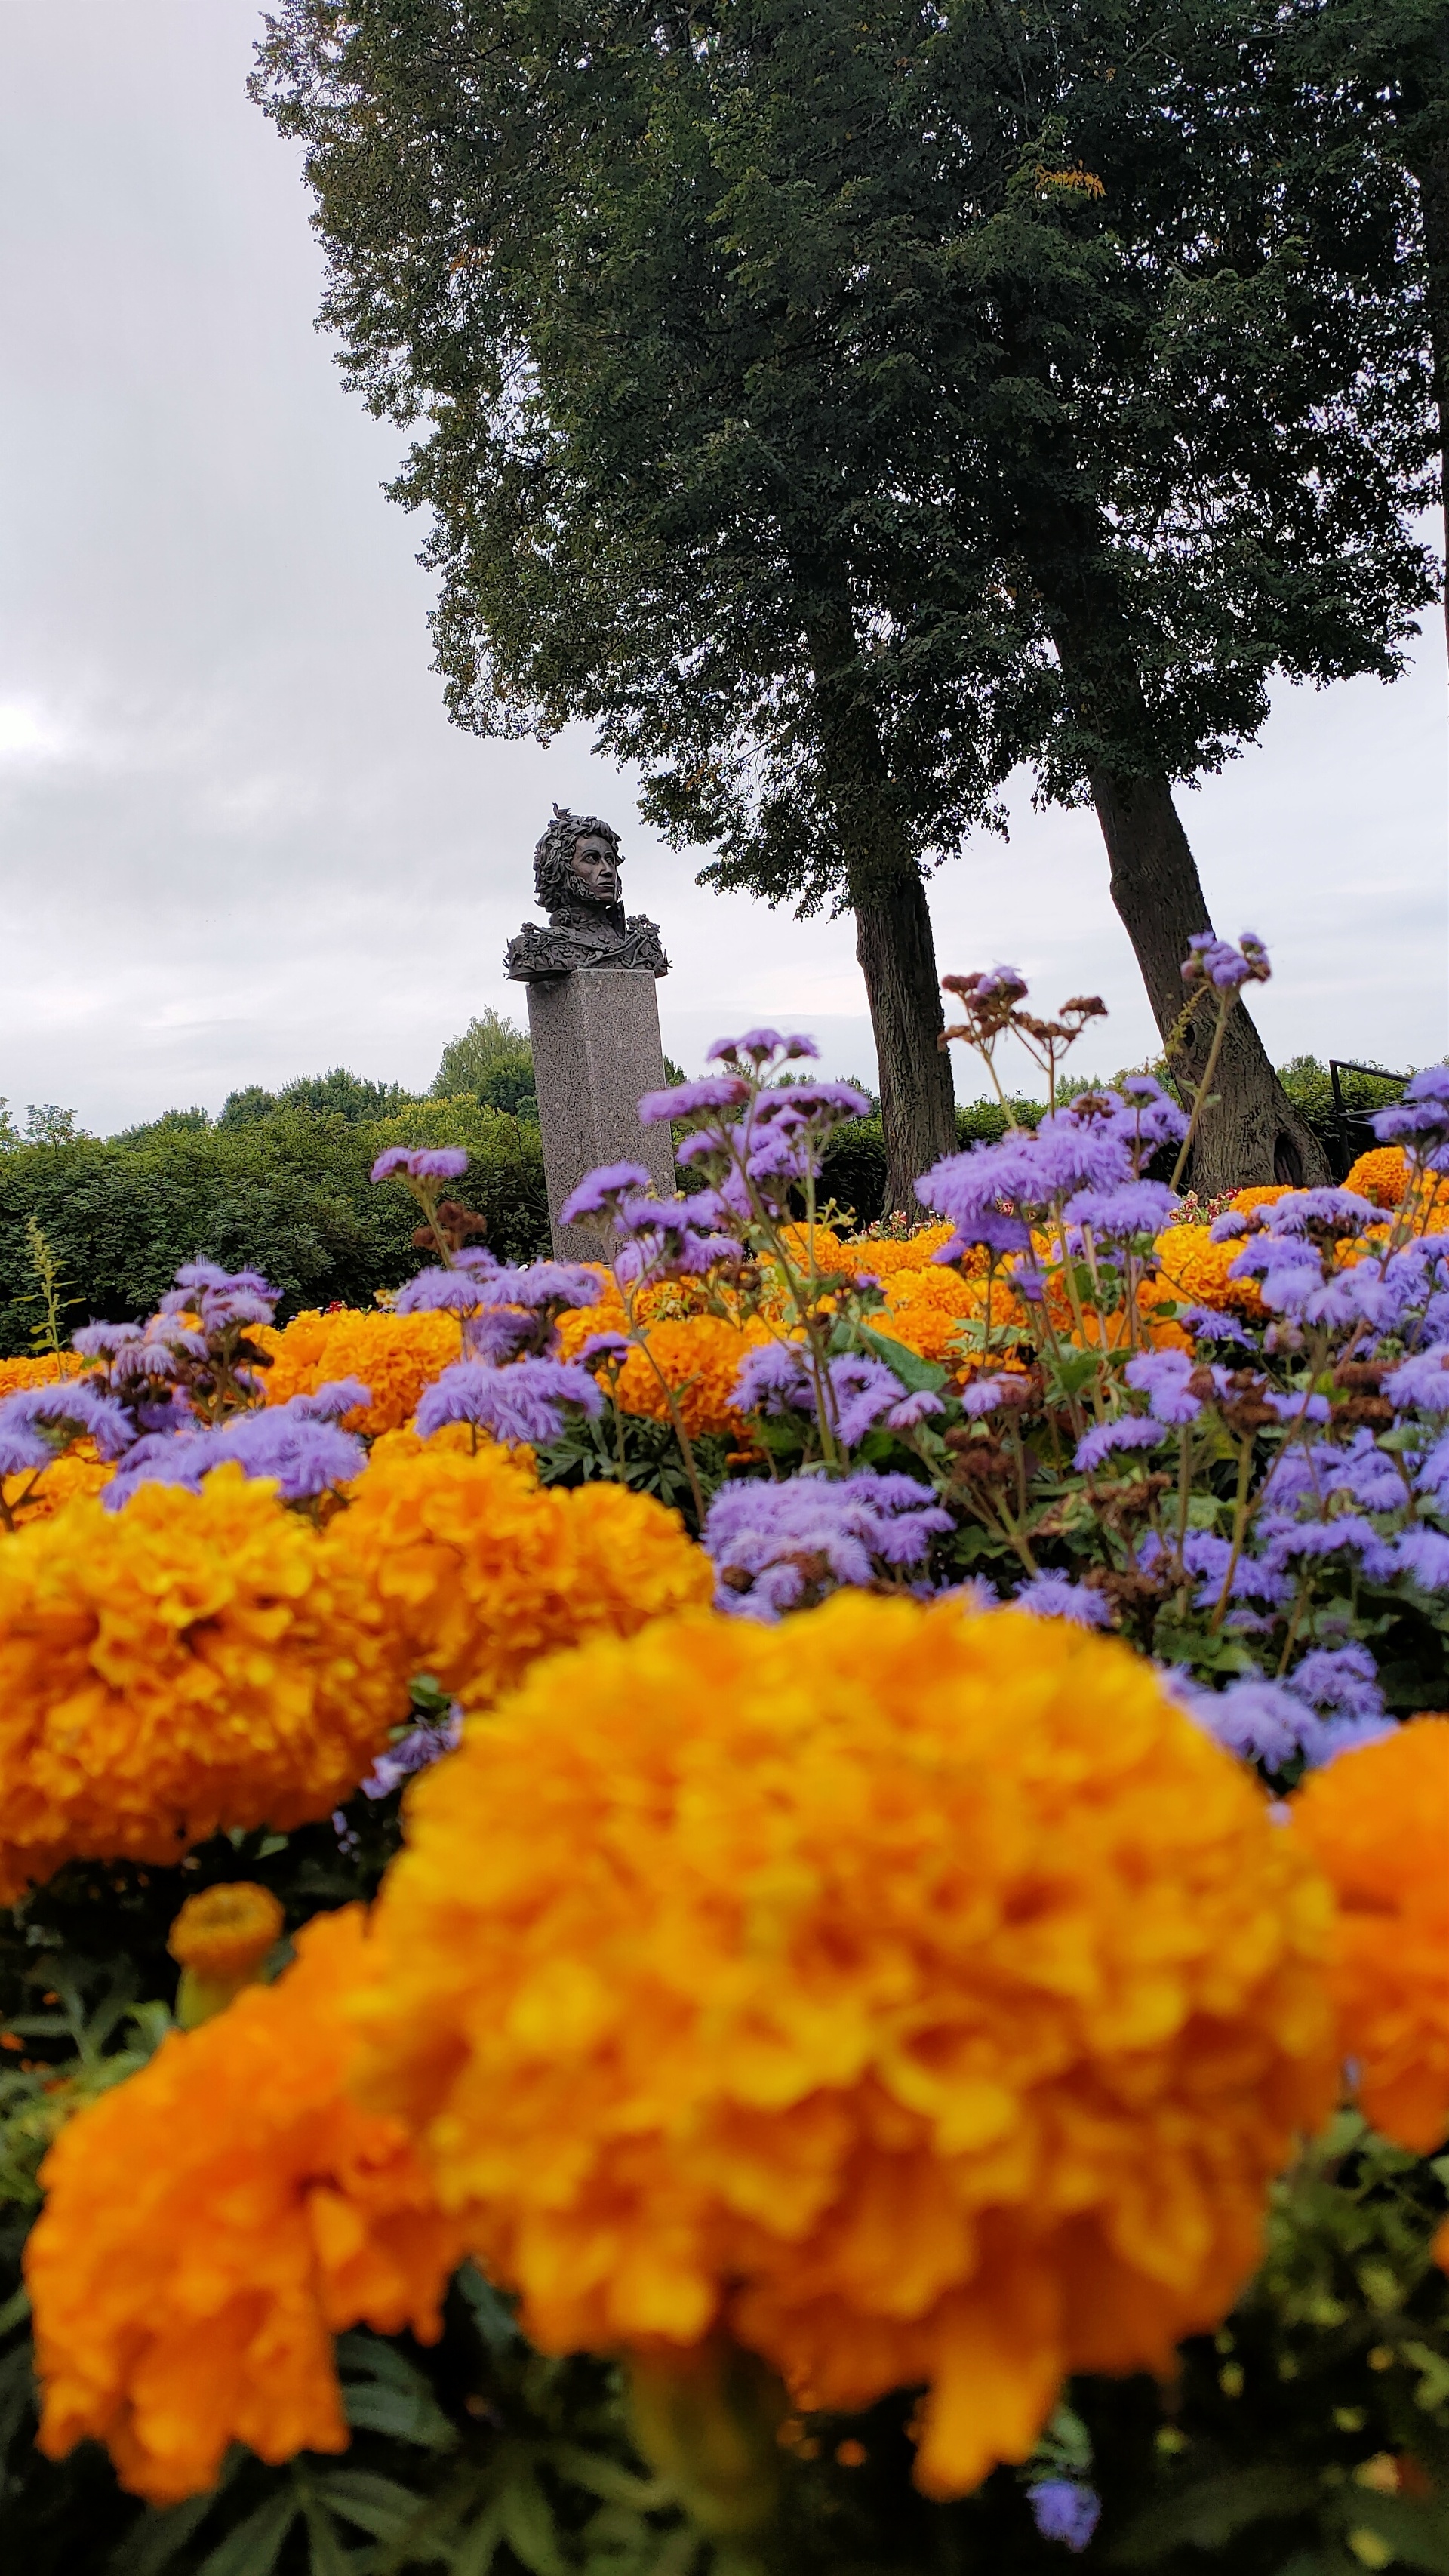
[526,969,675,1258]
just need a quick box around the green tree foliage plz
[1285,0,1449,655]
[219,1069,421,1128]
[252,0,1435,1201]
[432,1011,539,1120]
[0,1105,549,1355]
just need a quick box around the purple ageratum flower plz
[414,1357,602,1446]
[1029,2482,1102,2552]
[1124,1348,1214,1424]
[1176,1673,1316,1770]
[1073,1417,1165,1473]
[1112,1074,1189,1150]
[370,1145,469,1183]
[1383,1346,1449,1413]
[1389,1525,1449,1591]
[1371,1065,1449,1160]
[361,1706,463,1800]
[706,1029,820,1065]
[395,1268,493,1316]
[291,1377,372,1423]
[962,1374,1026,1417]
[1011,1572,1111,1629]
[558,1162,652,1223]
[0,1380,139,1475]
[579,1330,630,1365]
[1064,1179,1177,1239]
[1290,1642,1384,1722]
[637,1076,750,1125]
[733,1341,813,1417]
[484,1263,603,1311]
[1181,931,1270,993]
[704,1470,952,1620]
[104,1403,365,1510]
[464,1306,540,1365]
[828,1353,913,1445]
[884,1387,946,1429]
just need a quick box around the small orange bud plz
[168,1883,285,2026]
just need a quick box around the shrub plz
[0,1104,548,1355]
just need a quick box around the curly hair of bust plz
[533,807,622,912]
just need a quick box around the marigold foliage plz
[337,1435,712,1709]
[350,1595,1337,2498]
[258,1306,463,1432]
[1291,1719,1449,2154]
[0,1467,407,1900]
[28,1906,464,2504]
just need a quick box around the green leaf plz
[338,2330,458,2451]
[196,2488,301,2576]
[1112,2464,1321,2562]
[1333,2491,1449,2575]
[458,2263,527,2359]
[109,2489,225,2576]
[852,1325,947,1393]
[313,2466,429,2542]
[448,2498,506,2576]
[497,2464,569,2576]
[0,2282,30,2337]
[548,2442,670,2510]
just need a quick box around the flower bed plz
[0,946,1445,2574]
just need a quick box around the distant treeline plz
[0,1046,1403,1356]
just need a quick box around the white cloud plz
[0,0,1442,1137]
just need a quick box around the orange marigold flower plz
[28,1906,465,2504]
[844,1223,962,1276]
[0,1468,408,1902]
[258,1307,463,1433]
[337,1436,712,1711]
[1149,1226,1264,1321]
[874,1264,992,1368]
[350,1596,1335,2500]
[168,1882,285,1984]
[1345,1146,1410,1209]
[0,1351,83,1396]
[1229,1185,1297,1216]
[1290,1719,1449,2153]
[1,1446,113,1531]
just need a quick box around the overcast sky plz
[0,2,1445,1135]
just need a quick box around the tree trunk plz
[1091,768,1330,1196]
[850,855,960,1218]
[800,580,958,1216]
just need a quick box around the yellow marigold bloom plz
[350,1596,1335,2499]
[1291,1720,1449,2153]
[337,1437,712,1711]
[0,1468,407,1902]
[29,1906,464,2504]
[258,1307,463,1433]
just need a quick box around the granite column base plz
[525,969,675,1259]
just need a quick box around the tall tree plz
[1281,1,1449,660]
[254,0,1435,1202]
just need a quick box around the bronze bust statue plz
[503,808,669,982]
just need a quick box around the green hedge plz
[0,1102,549,1357]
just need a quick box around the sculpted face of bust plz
[569,831,620,909]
